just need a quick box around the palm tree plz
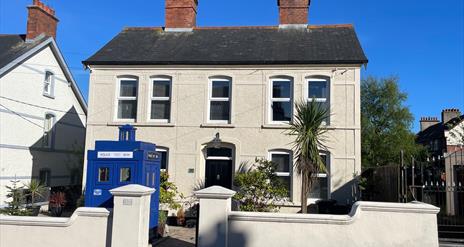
[288,100,329,213]
[24,179,45,206]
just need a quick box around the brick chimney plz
[26,0,59,40]
[165,0,198,30]
[420,117,439,132]
[278,0,310,26]
[442,108,461,124]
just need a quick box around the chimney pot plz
[26,0,59,40]
[420,116,439,131]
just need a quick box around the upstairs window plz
[270,150,292,197]
[150,78,171,122]
[43,71,55,97]
[209,77,231,123]
[307,77,330,125]
[43,113,55,148]
[117,78,138,120]
[270,78,293,123]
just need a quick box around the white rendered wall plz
[85,65,362,205]
[0,46,87,205]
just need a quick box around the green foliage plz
[158,210,168,225]
[287,100,329,213]
[233,158,289,212]
[0,179,32,216]
[361,76,425,167]
[159,172,183,210]
[24,179,45,205]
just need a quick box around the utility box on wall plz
[85,125,160,231]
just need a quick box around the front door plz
[205,160,232,189]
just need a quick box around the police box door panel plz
[92,161,137,207]
[92,162,114,207]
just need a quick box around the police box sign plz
[147,151,159,160]
[97,152,133,159]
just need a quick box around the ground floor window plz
[157,148,169,171]
[269,150,292,197]
[39,169,51,187]
[308,152,329,199]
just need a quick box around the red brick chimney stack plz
[165,0,198,30]
[278,0,310,26]
[26,0,59,40]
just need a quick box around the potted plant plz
[157,210,168,238]
[176,207,185,226]
[49,192,66,217]
[24,180,45,216]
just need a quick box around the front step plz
[438,225,464,239]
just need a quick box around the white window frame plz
[156,147,169,172]
[148,77,172,123]
[269,77,293,124]
[208,77,231,124]
[269,150,292,197]
[115,77,138,122]
[305,77,330,125]
[43,113,55,148]
[43,70,55,98]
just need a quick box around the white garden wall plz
[0,208,109,247]
[195,186,440,247]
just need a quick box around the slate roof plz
[84,25,368,66]
[0,34,48,69]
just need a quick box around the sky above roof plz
[1,0,463,131]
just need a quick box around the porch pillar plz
[110,184,155,247]
[194,186,236,247]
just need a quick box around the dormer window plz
[43,71,55,97]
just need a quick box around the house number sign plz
[97,152,133,159]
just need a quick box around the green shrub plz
[159,172,183,210]
[0,179,32,216]
[233,158,289,212]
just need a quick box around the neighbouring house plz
[0,0,87,206]
[417,108,464,157]
[82,0,367,209]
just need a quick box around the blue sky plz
[1,0,463,131]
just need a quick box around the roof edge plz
[122,24,354,32]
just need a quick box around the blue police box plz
[85,125,160,232]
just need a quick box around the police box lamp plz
[85,124,161,235]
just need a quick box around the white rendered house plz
[0,0,87,205]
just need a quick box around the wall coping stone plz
[194,186,236,199]
[0,207,109,227]
[110,184,155,197]
[228,201,440,225]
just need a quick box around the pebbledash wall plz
[84,65,362,207]
[195,186,441,247]
[0,43,87,205]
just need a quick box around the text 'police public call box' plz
[85,125,160,230]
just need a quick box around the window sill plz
[200,123,235,128]
[261,124,290,129]
[43,94,55,99]
[107,122,175,127]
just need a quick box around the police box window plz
[98,167,110,182]
[120,168,131,182]
[157,148,168,171]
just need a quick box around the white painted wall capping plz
[110,184,156,196]
[194,185,236,199]
[0,207,109,247]
[196,186,440,247]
